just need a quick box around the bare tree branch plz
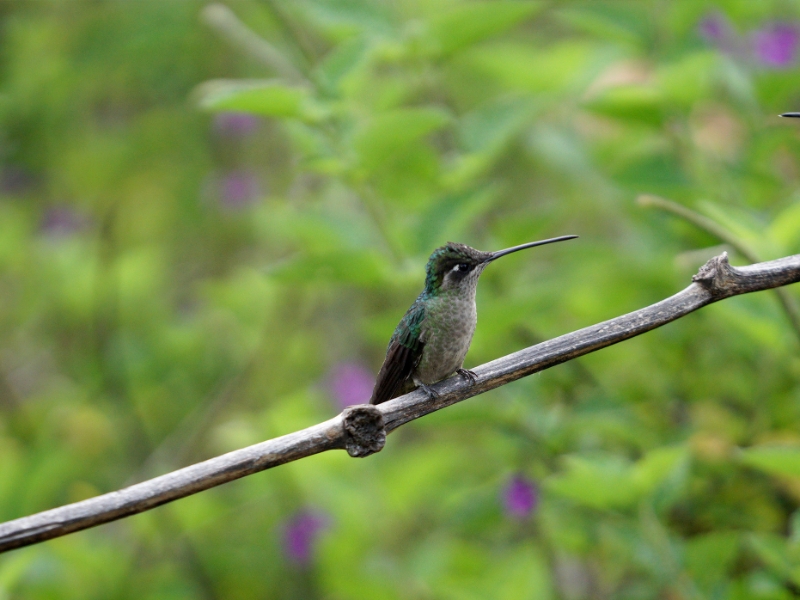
[638,194,800,342]
[0,252,798,553]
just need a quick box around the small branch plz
[201,3,307,84]
[261,0,319,71]
[637,194,759,259]
[0,253,798,553]
[638,194,800,342]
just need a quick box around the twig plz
[638,194,800,342]
[636,194,759,263]
[260,0,318,71]
[201,3,307,84]
[0,252,798,553]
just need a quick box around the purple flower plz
[503,474,538,519]
[282,510,329,567]
[751,22,800,68]
[40,206,90,237]
[217,170,260,210]
[698,12,735,44]
[698,12,744,57]
[698,12,800,69]
[328,362,375,409]
[212,112,261,137]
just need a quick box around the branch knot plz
[692,252,737,299]
[342,405,385,458]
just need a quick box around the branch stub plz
[692,252,735,298]
[342,405,385,457]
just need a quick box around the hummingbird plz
[369,235,578,405]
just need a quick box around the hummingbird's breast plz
[415,293,477,385]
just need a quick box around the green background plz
[1,0,800,598]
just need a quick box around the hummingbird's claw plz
[456,368,478,385]
[418,383,439,400]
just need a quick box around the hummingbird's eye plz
[455,263,470,272]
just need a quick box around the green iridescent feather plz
[391,295,426,351]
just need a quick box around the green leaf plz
[426,1,543,57]
[747,533,800,586]
[463,40,602,94]
[460,96,536,154]
[685,532,741,590]
[315,36,370,93]
[353,107,451,172]
[493,546,553,600]
[546,447,688,511]
[197,79,311,118]
[545,454,638,509]
[657,51,718,108]
[0,550,35,589]
[697,200,763,249]
[740,446,800,478]
[583,85,665,126]
[415,185,501,251]
[271,249,388,288]
[769,199,800,250]
[631,445,689,499]
[555,6,645,47]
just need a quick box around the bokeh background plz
[1,0,800,598]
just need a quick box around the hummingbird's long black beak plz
[484,235,578,263]
[781,113,800,118]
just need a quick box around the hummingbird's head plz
[424,243,491,295]
[423,235,579,295]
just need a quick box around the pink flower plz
[282,510,329,567]
[503,474,538,519]
[698,12,735,45]
[697,12,800,69]
[212,112,261,137]
[751,22,800,68]
[327,362,375,409]
[218,170,261,209]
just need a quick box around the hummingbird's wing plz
[369,300,426,405]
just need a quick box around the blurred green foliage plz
[0,0,800,598]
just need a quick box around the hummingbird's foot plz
[456,368,478,386]
[417,383,439,400]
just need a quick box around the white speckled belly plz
[415,294,477,385]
